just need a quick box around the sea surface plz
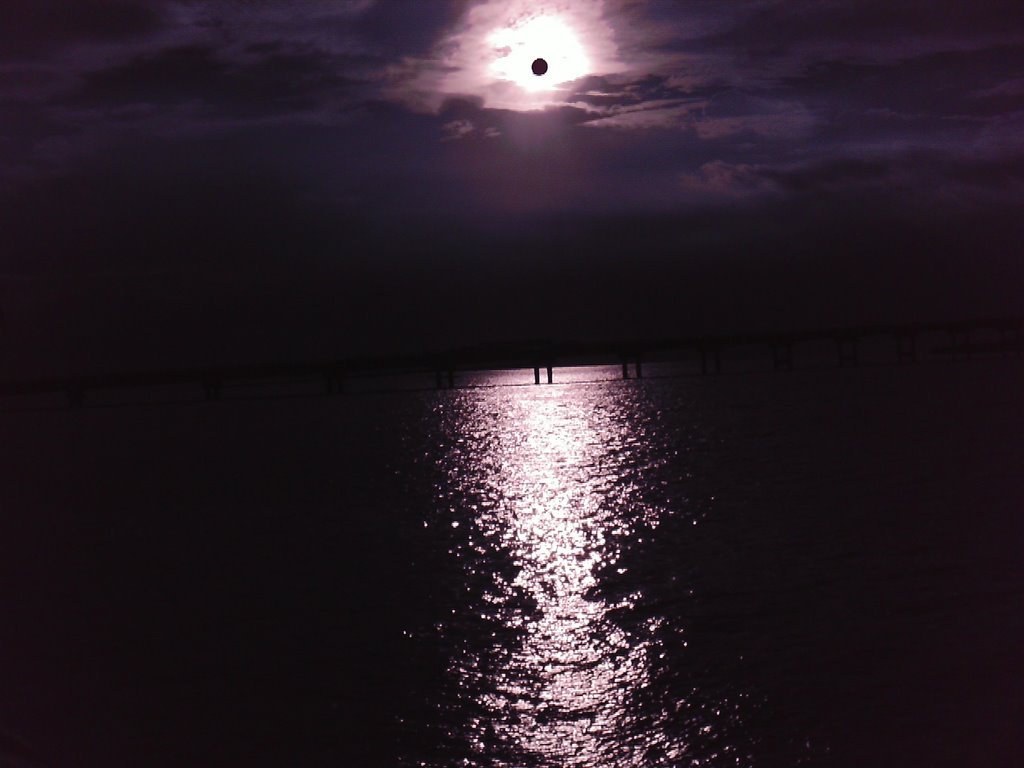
[2,360,1023,767]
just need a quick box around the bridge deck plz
[1,315,1020,403]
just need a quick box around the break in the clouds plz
[406,0,625,112]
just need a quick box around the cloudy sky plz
[2,0,1023,373]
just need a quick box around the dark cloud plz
[783,44,1024,119]
[352,0,469,56]
[0,0,163,60]
[693,0,1024,58]
[71,43,362,118]
[566,73,696,109]
[0,98,69,151]
[757,158,891,194]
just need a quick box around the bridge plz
[0,315,1021,407]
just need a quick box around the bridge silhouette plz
[1,316,1021,407]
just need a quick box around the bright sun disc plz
[488,15,591,92]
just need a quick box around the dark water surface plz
[2,362,1023,767]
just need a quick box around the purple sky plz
[2,0,1023,372]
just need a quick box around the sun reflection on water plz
[432,382,688,767]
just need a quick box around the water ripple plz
[424,381,719,767]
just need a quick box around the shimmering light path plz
[428,381,721,767]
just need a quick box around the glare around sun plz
[488,15,591,92]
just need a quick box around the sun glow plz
[488,15,591,92]
[428,0,620,112]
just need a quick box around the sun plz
[487,15,591,92]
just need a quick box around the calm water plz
[2,362,1023,767]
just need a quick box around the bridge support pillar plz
[950,329,972,359]
[325,372,345,394]
[546,365,553,384]
[623,356,643,379]
[772,343,793,371]
[896,334,917,364]
[534,367,541,385]
[202,378,222,401]
[1000,326,1021,356]
[836,337,859,367]
[700,347,721,375]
